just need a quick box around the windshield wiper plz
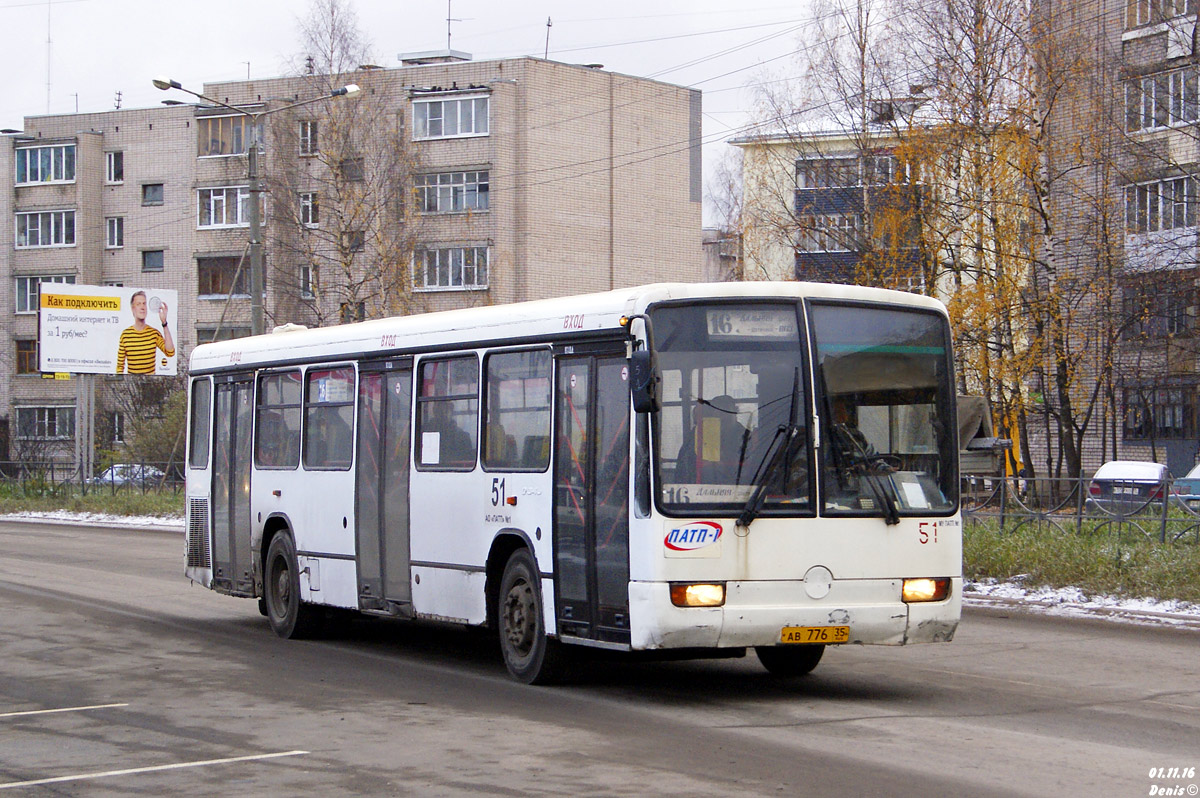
[737,368,802,530]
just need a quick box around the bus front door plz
[553,351,631,646]
[211,376,255,596]
[355,361,413,614]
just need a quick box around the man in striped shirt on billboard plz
[116,290,175,374]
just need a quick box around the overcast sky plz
[0,0,814,223]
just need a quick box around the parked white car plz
[91,464,166,487]
[1087,460,1169,512]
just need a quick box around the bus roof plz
[188,281,947,374]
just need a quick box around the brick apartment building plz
[0,52,704,464]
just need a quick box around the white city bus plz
[184,281,961,683]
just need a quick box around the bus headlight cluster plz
[902,578,951,603]
[669,583,725,607]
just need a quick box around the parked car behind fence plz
[1087,460,1170,513]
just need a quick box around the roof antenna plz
[545,17,552,59]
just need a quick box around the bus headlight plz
[902,578,951,603]
[670,583,725,607]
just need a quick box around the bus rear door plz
[211,374,255,596]
[355,359,414,614]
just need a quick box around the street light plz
[152,76,360,335]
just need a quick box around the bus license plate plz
[781,625,849,644]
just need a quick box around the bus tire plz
[498,548,563,684]
[264,532,322,639]
[755,644,824,677]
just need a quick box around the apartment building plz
[1,52,704,463]
[1110,0,1200,474]
[732,119,926,288]
[1037,0,1200,475]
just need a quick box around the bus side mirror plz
[629,350,661,413]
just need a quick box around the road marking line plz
[0,750,309,789]
[0,703,129,719]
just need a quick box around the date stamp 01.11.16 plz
[1147,767,1197,796]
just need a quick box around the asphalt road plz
[1,520,1197,797]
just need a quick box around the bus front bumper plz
[627,578,961,651]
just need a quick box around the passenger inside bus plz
[674,395,750,484]
[426,402,474,468]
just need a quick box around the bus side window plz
[483,349,551,472]
[256,370,301,469]
[304,366,356,470]
[189,379,211,468]
[416,356,479,471]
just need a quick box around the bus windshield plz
[652,302,812,516]
[810,302,957,517]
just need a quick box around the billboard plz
[38,284,180,376]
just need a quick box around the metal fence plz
[963,475,1200,544]
[0,460,184,496]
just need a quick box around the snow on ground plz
[0,510,184,529]
[964,577,1200,628]
[4,510,1199,628]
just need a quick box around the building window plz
[299,263,314,298]
[106,217,124,249]
[417,245,489,290]
[796,214,862,252]
[340,301,365,324]
[16,406,75,440]
[16,340,38,374]
[416,170,490,213]
[16,144,76,184]
[197,115,259,157]
[1125,68,1199,132]
[15,275,75,314]
[141,250,165,273]
[1125,177,1197,234]
[343,230,366,253]
[198,186,251,228]
[142,183,164,205]
[196,326,251,343]
[198,255,248,297]
[416,356,479,470]
[300,192,319,226]
[1124,386,1194,440]
[339,157,364,182]
[105,151,124,183]
[413,94,489,140]
[15,210,75,248]
[299,120,318,156]
[1122,273,1194,338]
[111,412,126,444]
[1126,0,1197,28]
[796,157,860,189]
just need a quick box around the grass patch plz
[964,520,1200,604]
[0,484,184,519]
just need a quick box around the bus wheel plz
[498,549,563,684]
[264,533,321,639]
[755,645,824,677]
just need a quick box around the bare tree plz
[266,0,423,328]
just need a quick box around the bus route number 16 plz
[918,521,938,545]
